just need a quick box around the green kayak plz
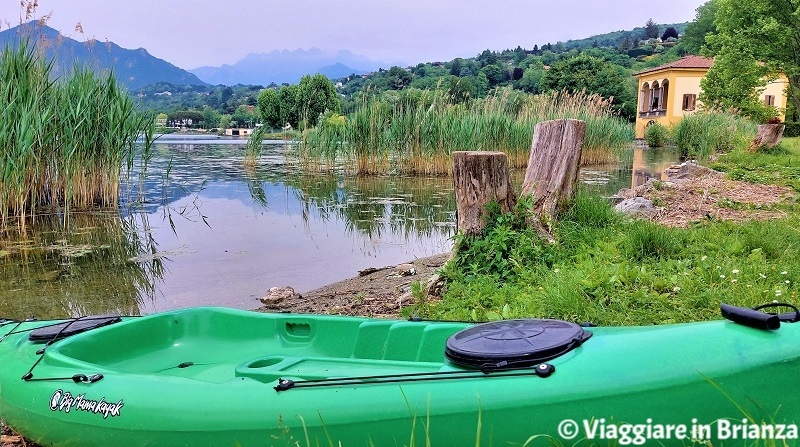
[1,304,799,446]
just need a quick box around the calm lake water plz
[0,136,678,319]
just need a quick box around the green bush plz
[784,122,800,138]
[644,122,669,147]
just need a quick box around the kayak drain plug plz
[535,363,555,378]
[275,379,295,391]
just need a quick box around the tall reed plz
[672,112,757,160]
[299,88,634,175]
[0,39,153,232]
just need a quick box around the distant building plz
[225,128,253,136]
[634,55,789,138]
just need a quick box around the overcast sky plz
[0,0,707,70]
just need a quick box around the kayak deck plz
[48,308,469,384]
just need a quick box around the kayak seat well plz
[46,309,470,383]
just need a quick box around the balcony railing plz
[639,109,667,119]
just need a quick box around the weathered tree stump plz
[749,124,785,152]
[520,119,586,234]
[452,151,517,235]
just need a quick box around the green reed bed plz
[300,89,634,175]
[672,112,758,160]
[0,40,153,232]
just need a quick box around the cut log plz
[749,124,785,152]
[520,119,586,234]
[452,151,517,235]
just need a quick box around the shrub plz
[644,122,669,147]
[784,122,800,137]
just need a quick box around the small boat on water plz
[1,304,799,446]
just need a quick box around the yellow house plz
[634,55,789,138]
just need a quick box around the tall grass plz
[672,112,757,160]
[300,89,634,175]
[0,39,153,232]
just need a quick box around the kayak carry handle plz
[720,303,780,330]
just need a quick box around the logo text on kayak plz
[49,389,124,419]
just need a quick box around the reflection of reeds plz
[0,39,153,232]
[300,89,634,175]
[0,211,165,319]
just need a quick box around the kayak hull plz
[1,307,798,446]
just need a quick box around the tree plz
[385,66,412,90]
[707,0,800,114]
[643,18,660,39]
[297,74,340,127]
[278,84,300,128]
[682,0,720,54]
[449,58,464,76]
[701,33,779,122]
[540,55,637,120]
[517,68,544,94]
[661,27,679,40]
[257,88,281,128]
[481,64,507,87]
[446,76,475,104]
[201,107,221,129]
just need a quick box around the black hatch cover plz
[29,315,121,342]
[445,319,592,368]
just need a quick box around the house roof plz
[634,55,714,77]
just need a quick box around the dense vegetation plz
[404,138,800,325]
[0,40,154,232]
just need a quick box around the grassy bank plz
[0,40,154,232]
[299,89,634,175]
[406,137,800,325]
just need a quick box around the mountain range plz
[0,22,205,89]
[189,48,390,86]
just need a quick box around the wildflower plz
[673,286,681,292]
[720,275,726,279]
[776,290,783,297]
[731,279,737,283]
[760,273,767,279]
[553,269,559,273]
[732,269,739,274]
[786,280,791,284]
[782,271,788,275]
[701,256,707,261]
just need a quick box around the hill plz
[0,21,206,90]
[190,48,390,86]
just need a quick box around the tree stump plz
[749,124,785,152]
[452,151,517,235]
[520,119,586,234]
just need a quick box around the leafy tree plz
[257,88,281,128]
[707,0,800,114]
[385,66,413,90]
[231,105,257,128]
[449,58,464,76]
[278,84,300,128]
[445,76,475,104]
[682,0,720,54]
[700,36,779,122]
[540,54,636,120]
[201,107,221,129]
[661,27,679,40]
[297,74,340,127]
[481,64,507,87]
[517,68,545,94]
[643,18,660,39]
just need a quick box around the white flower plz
[760,273,767,279]
[720,275,726,279]
[731,279,737,283]
[701,256,708,261]
[782,271,788,275]
[673,286,681,292]
[553,269,559,273]
[732,269,739,274]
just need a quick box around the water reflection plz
[0,212,163,319]
[0,139,678,320]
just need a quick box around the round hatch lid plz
[445,319,592,368]
[29,315,121,342]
